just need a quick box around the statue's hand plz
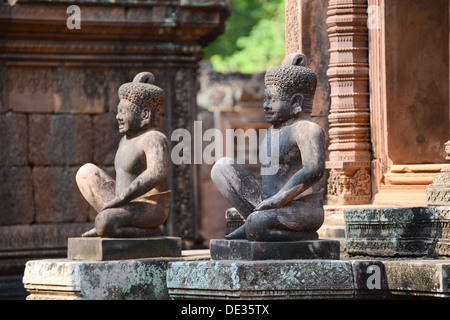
[102,195,126,210]
[254,193,286,211]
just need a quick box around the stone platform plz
[22,249,210,300]
[166,258,450,300]
[23,250,450,299]
[210,239,340,260]
[167,260,355,299]
[67,236,182,261]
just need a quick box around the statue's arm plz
[255,124,325,210]
[103,134,169,209]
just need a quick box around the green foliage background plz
[203,0,285,74]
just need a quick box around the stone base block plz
[210,239,340,260]
[167,258,450,300]
[167,260,355,299]
[22,250,210,300]
[67,237,182,261]
[345,206,450,257]
[382,260,450,298]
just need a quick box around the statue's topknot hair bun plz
[264,53,317,113]
[118,72,164,125]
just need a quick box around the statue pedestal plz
[23,249,210,300]
[167,259,355,300]
[67,237,182,261]
[210,239,340,260]
[167,258,450,299]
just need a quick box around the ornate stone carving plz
[427,166,450,206]
[345,206,450,257]
[328,168,371,202]
[325,0,372,205]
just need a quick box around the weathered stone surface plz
[0,166,34,225]
[0,222,93,299]
[92,113,122,166]
[167,258,450,300]
[0,224,93,264]
[67,237,182,261]
[28,114,92,166]
[167,260,355,299]
[435,206,450,256]
[23,258,175,300]
[427,165,450,206]
[350,260,390,299]
[210,239,340,260]
[383,260,450,298]
[33,166,90,223]
[344,206,450,257]
[0,113,28,166]
[23,255,450,300]
[382,0,448,165]
[7,67,55,113]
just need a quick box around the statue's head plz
[116,72,164,135]
[263,53,317,125]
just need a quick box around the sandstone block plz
[427,166,450,206]
[167,260,355,299]
[33,166,89,223]
[7,67,54,113]
[345,206,446,257]
[28,114,92,166]
[383,260,450,298]
[92,113,121,166]
[0,223,93,262]
[0,113,28,166]
[0,166,34,225]
[23,258,175,300]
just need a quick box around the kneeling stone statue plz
[76,72,170,238]
[211,53,326,242]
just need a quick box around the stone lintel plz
[67,236,182,261]
[210,239,340,261]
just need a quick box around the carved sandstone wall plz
[0,0,228,298]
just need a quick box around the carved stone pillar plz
[325,0,372,205]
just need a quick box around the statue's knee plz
[75,163,96,184]
[211,157,235,184]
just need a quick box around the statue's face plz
[116,100,142,135]
[263,87,292,125]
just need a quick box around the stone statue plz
[211,53,325,242]
[76,72,170,238]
